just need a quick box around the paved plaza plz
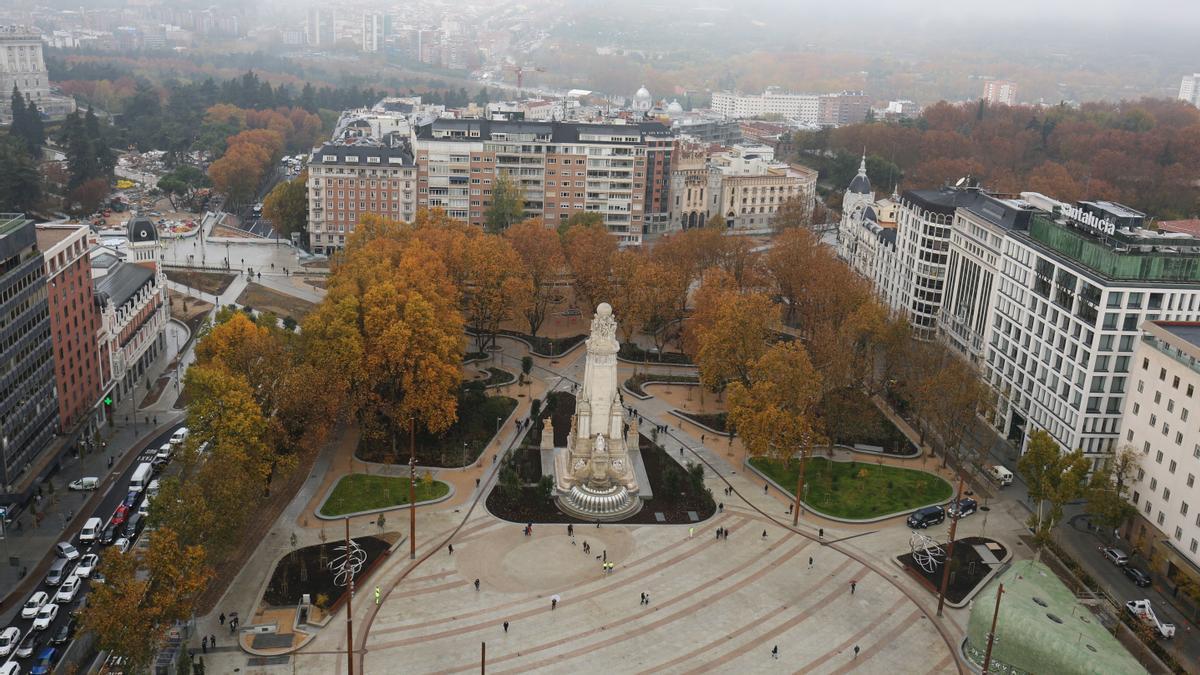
[152,242,1031,675]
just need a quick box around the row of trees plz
[82,308,342,669]
[798,98,1200,219]
[203,104,321,207]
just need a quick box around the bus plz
[129,462,153,492]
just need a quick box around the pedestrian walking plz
[374,586,381,605]
[504,621,509,633]
[448,544,454,555]
[715,528,721,540]
[210,635,216,648]
[568,523,574,536]
[772,645,779,660]
[201,636,208,653]
[476,478,480,488]
[219,613,225,626]
[819,528,824,539]
[475,578,481,591]
[850,580,857,594]
[551,595,559,610]
[689,526,694,539]
[764,482,769,494]
[854,645,860,659]
[808,556,814,569]
[718,502,724,513]
[641,592,646,605]
[787,503,793,515]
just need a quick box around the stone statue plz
[551,303,643,520]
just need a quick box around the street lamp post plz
[409,418,417,561]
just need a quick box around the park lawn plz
[164,269,236,295]
[319,474,450,517]
[236,282,316,320]
[749,457,952,519]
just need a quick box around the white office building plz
[1122,320,1200,596]
[1179,74,1200,108]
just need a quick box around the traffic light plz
[104,394,114,427]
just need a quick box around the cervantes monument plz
[552,303,645,520]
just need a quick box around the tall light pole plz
[981,583,1004,674]
[344,517,355,675]
[409,418,416,560]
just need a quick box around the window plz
[1150,477,1158,490]
[1175,526,1183,541]
[1142,357,1150,370]
[1133,403,1140,415]
[1173,376,1180,389]
[1156,511,1165,525]
[1191,540,1198,554]
[1164,487,1171,501]
[1155,451,1163,464]
[1183,502,1190,516]
[1188,474,1195,488]
[1170,460,1177,473]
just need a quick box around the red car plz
[111,504,130,527]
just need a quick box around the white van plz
[170,427,189,445]
[129,462,153,492]
[147,479,160,499]
[990,465,1014,486]
[80,517,103,544]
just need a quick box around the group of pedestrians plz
[715,527,730,540]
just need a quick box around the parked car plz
[947,497,978,519]
[49,617,75,645]
[1124,565,1152,587]
[114,537,131,554]
[54,542,79,561]
[54,576,81,604]
[75,553,98,578]
[21,592,49,619]
[30,645,57,675]
[122,491,141,509]
[15,631,38,658]
[906,505,946,529]
[68,477,98,491]
[0,661,20,675]
[1102,546,1130,566]
[32,603,58,631]
[0,626,20,657]
[988,465,1014,486]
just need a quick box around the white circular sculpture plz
[910,532,945,574]
[329,539,367,588]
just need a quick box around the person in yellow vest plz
[374,586,381,605]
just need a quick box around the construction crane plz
[505,64,544,90]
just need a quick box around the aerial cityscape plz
[2,0,1200,673]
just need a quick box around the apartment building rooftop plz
[311,141,415,167]
[1155,321,1200,350]
[415,118,670,144]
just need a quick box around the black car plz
[49,617,76,645]
[122,491,140,509]
[907,505,946,529]
[1123,565,1152,587]
[947,497,978,519]
[98,523,117,545]
[123,513,143,538]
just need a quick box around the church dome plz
[127,216,158,243]
[864,206,878,222]
[666,99,684,113]
[634,86,651,100]
[848,153,872,195]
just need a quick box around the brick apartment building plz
[36,223,106,432]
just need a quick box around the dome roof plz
[848,153,872,194]
[666,99,684,113]
[127,216,158,243]
[863,206,877,222]
[634,86,651,100]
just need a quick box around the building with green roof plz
[964,560,1147,675]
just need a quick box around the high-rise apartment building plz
[413,119,668,245]
[305,8,333,47]
[36,223,106,433]
[0,214,59,499]
[306,141,418,254]
[362,12,387,53]
[982,80,1018,106]
[1121,320,1200,593]
[1179,74,1200,108]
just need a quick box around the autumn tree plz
[563,221,616,312]
[772,194,814,232]
[485,173,525,233]
[634,259,690,355]
[262,171,309,237]
[462,233,533,352]
[727,342,825,522]
[1087,445,1140,537]
[504,218,566,337]
[305,223,464,451]
[920,351,994,469]
[766,227,868,334]
[695,290,779,392]
[609,248,647,344]
[682,268,738,358]
[1019,430,1091,546]
[207,140,270,207]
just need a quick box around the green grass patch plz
[749,456,952,519]
[320,474,450,517]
